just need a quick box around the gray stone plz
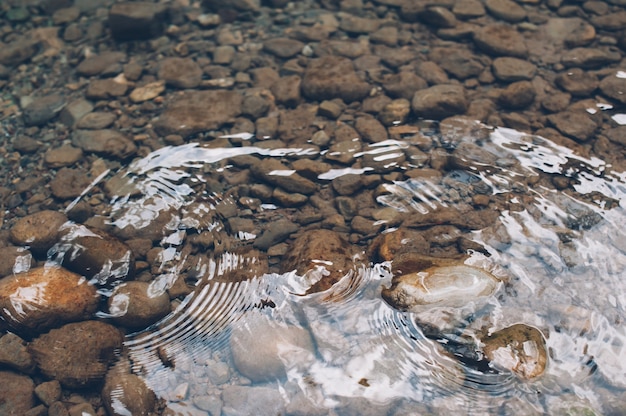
[59,99,94,126]
[0,37,39,66]
[76,111,116,129]
[108,2,168,41]
[222,385,285,416]
[253,218,299,250]
[22,94,66,126]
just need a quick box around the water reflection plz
[81,123,626,414]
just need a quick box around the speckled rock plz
[0,266,99,333]
[301,55,371,103]
[0,371,35,415]
[412,84,468,119]
[29,321,124,388]
[108,281,170,329]
[57,224,135,285]
[482,324,547,379]
[230,312,315,382]
[9,210,68,252]
[102,370,157,416]
[281,229,365,293]
[153,90,243,138]
[158,57,203,89]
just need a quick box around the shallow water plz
[71,121,626,415]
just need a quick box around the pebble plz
[492,57,537,82]
[50,167,92,199]
[76,51,126,76]
[382,71,428,100]
[102,370,157,416]
[253,218,299,250]
[154,90,243,138]
[72,129,137,159]
[22,94,66,127]
[263,38,305,58]
[301,55,371,102]
[0,371,35,415]
[0,37,39,66]
[599,71,626,104]
[498,80,536,109]
[158,57,203,89]
[473,24,529,57]
[0,246,33,277]
[75,111,117,129]
[129,81,166,103]
[59,98,94,126]
[561,47,621,68]
[0,266,99,333]
[482,324,547,379]
[108,2,168,41]
[108,281,170,328]
[85,78,128,99]
[44,144,84,167]
[34,380,62,407]
[412,84,468,119]
[9,210,68,252]
[555,68,598,96]
[0,332,35,373]
[548,111,597,141]
[230,312,315,382]
[485,0,527,22]
[250,158,317,195]
[222,385,285,416]
[29,321,124,388]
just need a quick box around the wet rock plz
[590,11,626,31]
[102,370,157,416]
[250,158,317,194]
[59,98,94,127]
[22,94,66,126]
[417,7,457,28]
[263,37,304,58]
[0,266,98,333]
[9,210,68,252]
[379,99,411,126]
[108,2,168,41]
[301,55,371,103]
[0,333,35,373]
[281,229,365,293]
[85,78,128,100]
[44,145,83,168]
[599,71,626,104]
[541,92,571,113]
[498,80,536,109]
[158,57,203,89]
[473,24,528,58]
[154,90,243,138]
[108,281,169,329]
[332,173,363,196]
[484,0,527,22]
[340,13,382,33]
[453,0,486,19]
[416,61,450,85]
[492,57,536,82]
[561,47,621,69]
[369,228,430,261]
[382,258,501,313]
[204,0,260,12]
[129,81,166,103]
[76,112,116,130]
[412,84,468,119]
[230,311,315,382]
[29,321,124,388]
[50,167,92,199]
[433,47,485,80]
[548,111,597,142]
[76,51,126,76]
[253,218,299,250]
[223,384,285,415]
[555,68,598,96]
[72,129,136,159]
[0,246,33,277]
[34,380,62,406]
[271,75,302,107]
[371,26,399,46]
[482,324,547,379]
[606,126,626,146]
[355,116,388,143]
[0,37,39,66]
[13,135,41,154]
[382,71,428,100]
[57,224,135,285]
[0,371,35,415]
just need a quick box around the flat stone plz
[339,13,382,33]
[108,281,169,329]
[498,80,536,109]
[301,55,371,103]
[590,11,626,31]
[548,111,597,141]
[9,210,68,251]
[250,157,317,195]
[485,0,527,22]
[158,57,203,89]
[50,168,92,199]
[355,116,388,143]
[253,218,299,251]
[22,94,66,126]
[13,136,41,153]
[222,385,285,416]
[153,90,243,138]
[473,24,528,58]
[72,129,137,158]
[555,68,598,97]
[85,78,128,99]
[108,2,168,41]
[412,84,468,119]
[270,75,301,107]
[492,57,537,82]
[382,71,428,100]
[432,47,485,80]
[34,380,62,406]
[44,144,83,168]
[29,321,123,388]
[332,173,363,196]
[0,37,39,66]
[59,98,94,126]
[561,47,621,69]
[263,37,304,58]
[453,0,486,19]
[129,81,165,103]
[0,266,98,334]
[76,111,116,129]
[599,71,626,104]
[417,7,457,28]
[76,51,126,76]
